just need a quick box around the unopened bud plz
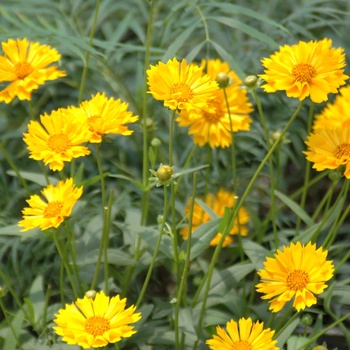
[216,72,230,88]
[312,345,328,350]
[85,290,97,299]
[151,137,161,147]
[244,75,258,89]
[301,313,313,326]
[156,164,173,181]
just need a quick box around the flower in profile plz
[260,38,348,103]
[313,85,350,130]
[0,38,66,103]
[18,178,82,231]
[256,242,334,313]
[53,291,141,349]
[206,317,279,350]
[177,59,253,148]
[23,107,91,171]
[146,57,219,111]
[79,92,139,143]
[180,189,249,247]
[304,127,350,178]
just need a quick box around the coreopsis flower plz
[146,57,219,111]
[206,317,279,350]
[304,126,350,178]
[313,85,350,130]
[53,291,141,349]
[177,59,253,148]
[256,242,334,313]
[0,38,66,103]
[18,178,82,231]
[180,189,249,247]
[79,92,139,143]
[260,38,348,103]
[23,107,91,171]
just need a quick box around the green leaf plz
[242,239,270,271]
[76,248,135,266]
[179,308,197,343]
[275,190,314,227]
[7,170,58,186]
[276,316,300,349]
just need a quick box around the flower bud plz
[151,137,161,147]
[85,290,97,299]
[216,72,230,88]
[312,345,328,350]
[301,313,313,326]
[244,75,258,89]
[156,164,173,181]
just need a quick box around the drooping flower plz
[206,317,279,350]
[53,291,141,349]
[177,59,253,148]
[260,38,348,103]
[304,126,350,178]
[313,85,350,130]
[0,38,66,103]
[256,242,334,313]
[79,92,139,143]
[180,189,249,247]
[23,107,91,171]
[18,178,83,231]
[146,57,219,111]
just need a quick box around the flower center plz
[84,316,110,336]
[232,340,252,350]
[169,82,194,102]
[44,201,63,218]
[15,61,33,79]
[292,63,317,83]
[203,101,223,123]
[286,270,310,291]
[335,143,350,159]
[48,134,71,153]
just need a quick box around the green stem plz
[175,173,198,349]
[195,4,210,65]
[78,0,101,103]
[136,185,170,308]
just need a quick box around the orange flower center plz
[48,134,71,153]
[84,316,110,336]
[232,340,252,350]
[44,201,63,218]
[203,101,223,123]
[335,143,350,159]
[169,82,194,102]
[292,63,317,83]
[286,270,309,291]
[15,61,33,79]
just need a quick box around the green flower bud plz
[156,164,173,181]
[216,72,230,88]
[151,137,161,147]
[301,313,313,326]
[244,75,258,89]
[85,290,97,299]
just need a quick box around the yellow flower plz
[18,178,82,231]
[256,242,334,313]
[304,127,350,178]
[79,92,139,143]
[0,38,66,103]
[23,107,91,171]
[177,59,253,148]
[180,189,249,247]
[146,57,219,111]
[260,38,348,103]
[53,291,141,349]
[313,85,350,130]
[206,317,279,350]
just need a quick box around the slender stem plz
[175,173,198,349]
[78,0,101,103]
[195,4,210,65]
[136,185,170,308]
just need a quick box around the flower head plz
[146,57,219,111]
[313,85,350,130]
[0,38,66,103]
[176,59,253,148]
[180,189,249,247]
[53,291,141,349]
[256,242,334,313]
[79,92,139,143]
[18,178,83,231]
[304,127,350,179]
[260,38,348,103]
[23,107,91,171]
[206,317,279,350]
